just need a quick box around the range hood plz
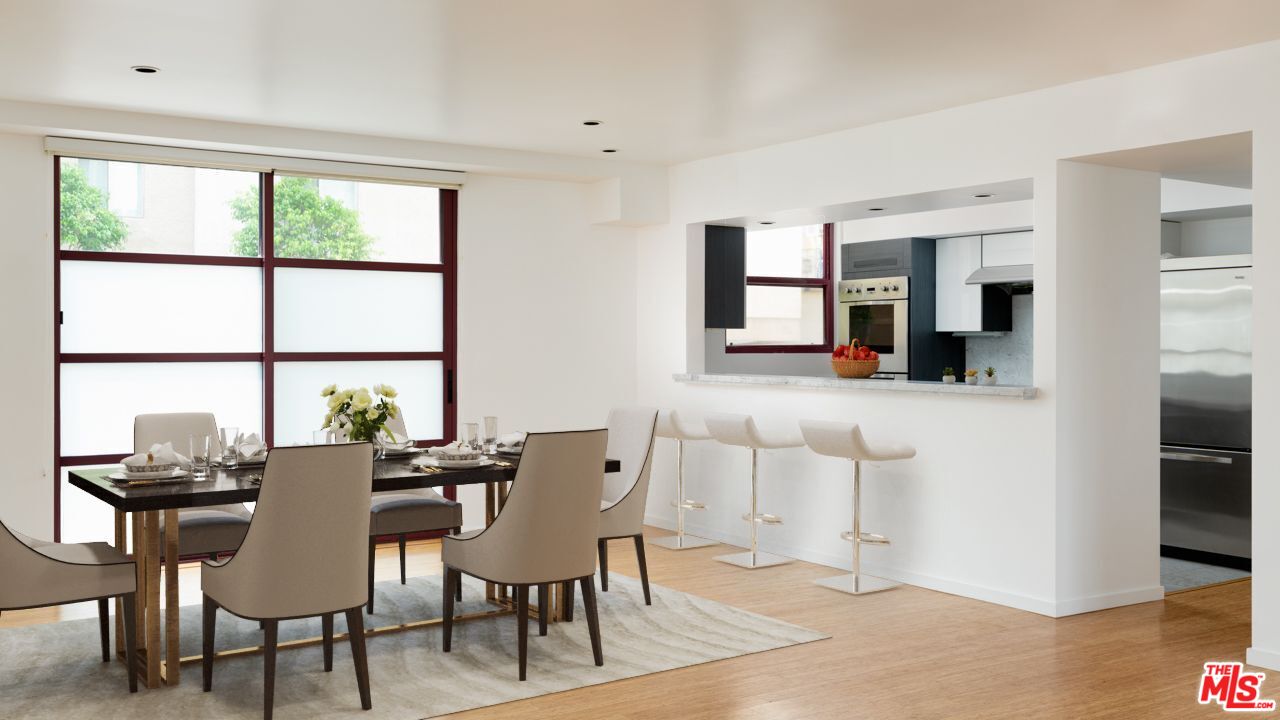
[965,264,1033,286]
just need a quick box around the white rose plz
[372,384,385,396]
[381,384,398,399]
[320,383,337,397]
[350,389,373,411]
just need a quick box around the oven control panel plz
[838,276,909,301]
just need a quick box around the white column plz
[1052,160,1163,615]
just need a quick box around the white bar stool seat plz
[705,413,803,569]
[650,410,719,551]
[800,419,916,595]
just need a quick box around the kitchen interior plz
[701,135,1254,594]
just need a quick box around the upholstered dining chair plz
[367,412,462,614]
[1,519,139,692]
[441,429,609,681]
[202,443,375,719]
[591,407,658,608]
[135,413,252,561]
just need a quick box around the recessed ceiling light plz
[583,120,601,126]
[602,148,618,153]
[868,207,885,212]
[973,193,995,199]
[131,65,160,74]
[759,221,775,225]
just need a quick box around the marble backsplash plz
[965,293,1033,385]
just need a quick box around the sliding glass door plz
[54,157,457,541]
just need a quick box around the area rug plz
[0,573,827,719]
[1160,556,1250,593]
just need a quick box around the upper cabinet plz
[704,225,746,329]
[981,230,1033,267]
[935,232,1023,333]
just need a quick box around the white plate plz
[436,457,496,470]
[496,447,523,457]
[109,469,190,483]
[216,454,267,467]
[382,446,421,457]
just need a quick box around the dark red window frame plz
[52,158,458,540]
[724,222,835,354]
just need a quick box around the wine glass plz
[189,434,211,478]
[483,416,498,454]
[463,422,479,452]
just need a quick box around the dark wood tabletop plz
[68,453,622,513]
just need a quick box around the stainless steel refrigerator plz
[1160,256,1252,568]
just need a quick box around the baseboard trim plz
[645,513,1165,618]
[1247,646,1280,671]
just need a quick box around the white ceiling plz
[1074,132,1254,187]
[2,0,1280,164]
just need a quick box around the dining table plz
[68,452,622,689]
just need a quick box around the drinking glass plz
[463,422,479,451]
[483,416,498,454]
[313,429,333,445]
[220,426,239,470]
[189,434,211,478]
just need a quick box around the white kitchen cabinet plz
[935,235,983,332]
[982,231,1033,267]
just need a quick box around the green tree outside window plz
[59,164,128,251]
[230,176,375,260]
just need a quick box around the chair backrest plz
[656,409,711,441]
[474,429,608,585]
[214,443,373,618]
[602,407,659,504]
[0,519,133,610]
[135,412,220,457]
[0,520,45,609]
[704,413,764,448]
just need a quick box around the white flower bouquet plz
[321,383,400,442]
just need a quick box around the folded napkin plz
[498,432,526,448]
[237,433,267,460]
[122,442,190,468]
[428,441,463,457]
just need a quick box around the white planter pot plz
[943,376,956,384]
[965,376,978,385]
[983,375,998,385]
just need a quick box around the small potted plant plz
[983,367,998,385]
[942,367,956,384]
[964,369,979,385]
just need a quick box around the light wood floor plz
[1,528,1256,719]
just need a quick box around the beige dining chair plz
[591,407,658,609]
[135,413,252,561]
[367,412,462,614]
[201,443,375,719]
[1,519,138,692]
[441,429,609,681]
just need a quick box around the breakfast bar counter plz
[673,372,1038,399]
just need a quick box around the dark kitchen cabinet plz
[705,224,746,328]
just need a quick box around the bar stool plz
[649,410,718,551]
[799,419,916,594]
[705,413,801,569]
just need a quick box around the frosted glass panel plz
[61,363,263,455]
[59,157,260,257]
[60,466,116,544]
[274,268,442,352]
[273,176,440,263]
[274,361,443,446]
[61,261,263,353]
[745,224,826,278]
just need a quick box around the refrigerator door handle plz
[1160,450,1234,465]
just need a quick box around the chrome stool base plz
[814,573,898,595]
[650,534,719,550]
[715,550,792,569]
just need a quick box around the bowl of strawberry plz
[831,340,880,378]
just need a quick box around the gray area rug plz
[1161,556,1250,593]
[1,573,826,719]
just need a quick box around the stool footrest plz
[840,531,890,545]
[743,512,783,525]
[671,499,706,511]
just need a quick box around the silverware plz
[494,461,514,468]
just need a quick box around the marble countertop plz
[673,373,1038,399]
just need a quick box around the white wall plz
[0,133,54,539]
[1179,216,1253,256]
[454,174,638,528]
[636,41,1280,636]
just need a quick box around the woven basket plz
[831,358,880,379]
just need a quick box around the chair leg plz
[442,567,456,652]
[345,608,373,710]
[398,534,407,584]
[366,537,376,614]
[202,594,216,692]
[580,576,604,666]
[633,534,652,606]
[516,585,529,681]
[322,613,334,672]
[122,592,138,693]
[563,580,575,622]
[98,598,110,662]
[537,583,549,636]
[263,620,278,720]
[598,538,608,591]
